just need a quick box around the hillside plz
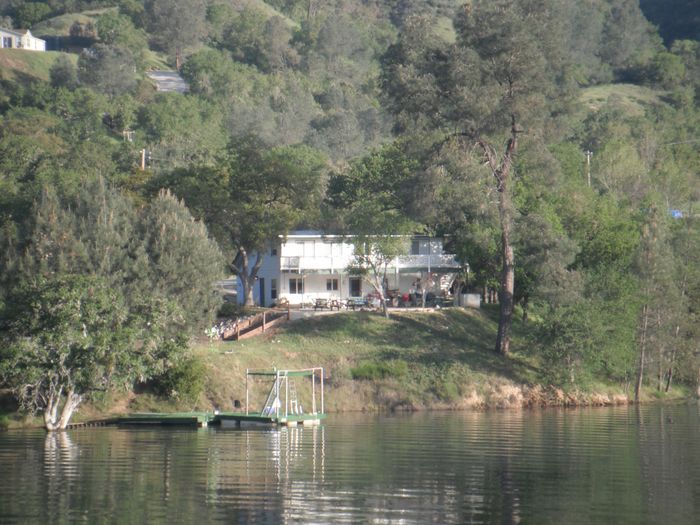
[580,83,668,116]
[59,307,681,428]
[0,48,74,81]
[30,8,116,37]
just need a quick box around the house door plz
[259,278,265,307]
[349,277,362,297]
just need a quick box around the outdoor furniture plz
[314,298,329,310]
[329,299,342,310]
[346,298,366,310]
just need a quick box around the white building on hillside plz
[239,231,462,307]
[0,28,46,51]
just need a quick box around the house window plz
[289,278,303,294]
[411,239,420,255]
[326,278,339,291]
[350,277,362,297]
[271,279,277,300]
[2,37,12,48]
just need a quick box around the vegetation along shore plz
[2,0,700,430]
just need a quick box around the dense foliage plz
[1,0,700,426]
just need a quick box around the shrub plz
[156,357,206,403]
[433,379,460,402]
[217,300,240,318]
[351,360,408,380]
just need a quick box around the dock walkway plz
[117,411,325,428]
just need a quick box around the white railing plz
[280,255,354,271]
[280,254,460,271]
[396,254,461,269]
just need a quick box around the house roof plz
[282,230,445,240]
[0,27,28,36]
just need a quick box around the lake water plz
[1,403,700,524]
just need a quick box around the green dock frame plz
[117,411,325,428]
[117,366,326,428]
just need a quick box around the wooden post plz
[245,369,249,415]
[140,149,146,171]
[320,368,324,414]
[263,311,267,332]
[285,373,289,417]
[312,372,316,414]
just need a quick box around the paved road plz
[147,70,189,93]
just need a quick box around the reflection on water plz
[1,404,700,524]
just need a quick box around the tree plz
[77,44,137,97]
[23,180,224,327]
[0,180,224,429]
[140,189,225,331]
[328,142,424,317]
[157,140,327,306]
[0,275,136,430]
[346,224,412,319]
[137,93,227,168]
[49,55,78,89]
[144,0,208,64]
[382,1,575,355]
[96,11,148,67]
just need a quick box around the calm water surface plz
[1,404,700,524]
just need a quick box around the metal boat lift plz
[198,367,327,427]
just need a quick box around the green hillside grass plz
[112,307,654,419]
[580,83,667,116]
[31,8,117,37]
[0,49,75,81]
[240,0,299,29]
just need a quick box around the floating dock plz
[118,412,214,427]
[117,411,324,428]
[117,367,326,428]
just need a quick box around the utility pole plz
[140,148,146,171]
[584,150,593,187]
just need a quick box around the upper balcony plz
[280,253,461,273]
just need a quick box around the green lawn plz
[193,307,543,413]
[31,8,117,37]
[0,49,75,81]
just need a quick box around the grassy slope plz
[31,8,117,37]
[197,308,540,413]
[579,83,666,116]
[0,49,75,81]
[244,0,298,29]
[82,307,673,423]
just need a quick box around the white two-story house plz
[238,231,462,307]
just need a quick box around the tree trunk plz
[491,117,518,357]
[44,391,61,431]
[233,248,264,307]
[495,223,514,356]
[43,388,82,431]
[57,390,82,430]
[635,304,650,402]
[665,324,681,392]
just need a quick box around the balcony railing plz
[280,254,460,272]
[396,254,460,269]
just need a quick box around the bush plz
[156,357,206,403]
[351,360,408,380]
[433,379,460,402]
[217,300,240,318]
